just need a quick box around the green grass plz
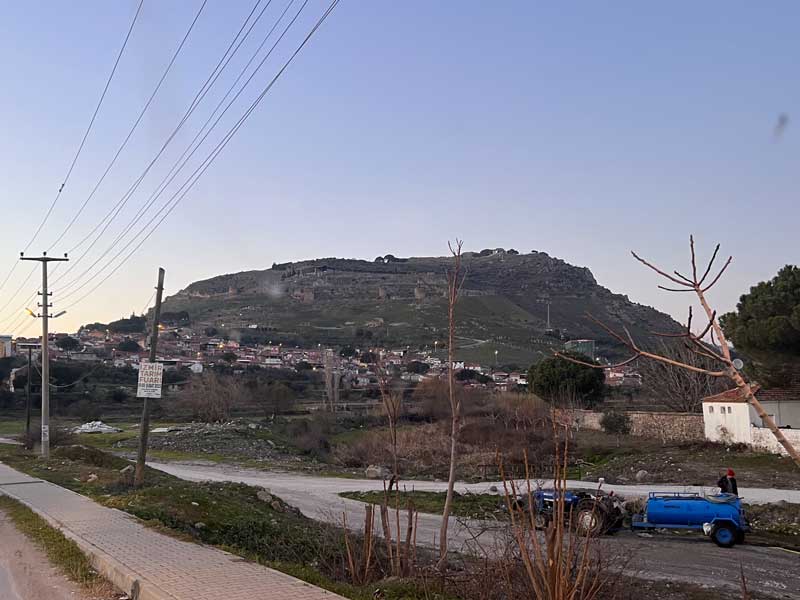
[340,490,506,520]
[0,494,105,587]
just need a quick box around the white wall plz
[750,427,800,456]
[753,401,800,429]
[703,402,751,444]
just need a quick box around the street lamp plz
[25,308,37,318]
[494,349,499,366]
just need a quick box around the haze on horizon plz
[0,1,797,334]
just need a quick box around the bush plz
[600,410,631,444]
[17,423,76,449]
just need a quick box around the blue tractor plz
[631,492,749,548]
[525,488,625,535]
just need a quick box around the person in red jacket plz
[717,468,739,495]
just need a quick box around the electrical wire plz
[62,0,340,310]
[60,0,268,269]
[25,0,145,253]
[57,0,295,296]
[140,290,157,315]
[0,0,143,314]
[46,0,208,253]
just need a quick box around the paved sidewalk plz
[0,463,344,600]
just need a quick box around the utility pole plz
[20,252,68,459]
[25,346,32,449]
[135,268,165,487]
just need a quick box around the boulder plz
[86,473,98,483]
[256,490,273,503]
[635,470,649,483]
[365,465,390,480]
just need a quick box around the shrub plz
[600,411,631,446]
[17,423,76,449]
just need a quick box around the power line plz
[0,0,143,309]
[57,0,296,296]
[6,0,262,330]
[62,0,340,310]
[46,0,208,252]
[25,0,145,254]
[61,0,268,265]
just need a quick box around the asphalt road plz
[151,462,800,598]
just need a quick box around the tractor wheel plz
[711,524,737,548]
[574,499,607,536]
[534,511,550,530]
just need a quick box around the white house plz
[703,384,800,455]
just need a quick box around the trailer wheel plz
[711,524,737,548]
[574,499,607,536]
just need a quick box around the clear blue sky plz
[0,1,797,334]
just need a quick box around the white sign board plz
[137,361,164,398]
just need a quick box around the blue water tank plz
[645,493,740,527]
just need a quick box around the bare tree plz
[438,239,466,569]
[376,361,403,491]
[180,372,248,422]
[639,341,727,412]
[556,237,800,467]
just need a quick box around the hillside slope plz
[160,250,680,365]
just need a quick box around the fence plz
[569,409,704,443]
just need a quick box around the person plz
[717,469,738,495]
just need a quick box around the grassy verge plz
[340,490,506,520]
[0,444,446,600]
[0,494,108,588]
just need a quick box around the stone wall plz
[571,409,704,443]
[750,426,800,456]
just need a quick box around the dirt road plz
[0,510,96,600]
[151,462,800,599]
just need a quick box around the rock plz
[194,522,206,529]
[72,421,123,434]
[635,470,649,483]
[270,500,284,513]
[488,485,498,493]
[256,490,273,503]
[365,465,391,479]
[191,501,199,506]
[87,473,98,483]
[266,440,276,448]
[248,423,258,430]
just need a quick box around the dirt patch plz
[574,431,800,488]
[0,509,118,600]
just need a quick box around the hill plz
[158,249,680,366]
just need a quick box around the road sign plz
[137,361,164,398]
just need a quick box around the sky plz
[0,1,797,335]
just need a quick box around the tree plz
[56,336,80,352]
[221,351,238,363]
[179,372,249,422]
[438,239,465,570]
[405,360,429,375]
[529,353,605,407]
[117,339,142,353]
[600,410,631,446]
[557,237,800,468]
[263,382,293,418]
[639,342,726,412]
[455,369,491,384]
[339,345,356,358]
[720,265,800,386]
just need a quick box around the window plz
[709,406,714,413]
[728,406,733,414]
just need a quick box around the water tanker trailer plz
[631,492,749,547]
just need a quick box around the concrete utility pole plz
[25,346,32,449]
[20,252,68,459]
[135,267,165,487]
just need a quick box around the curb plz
[0,480,176,600]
